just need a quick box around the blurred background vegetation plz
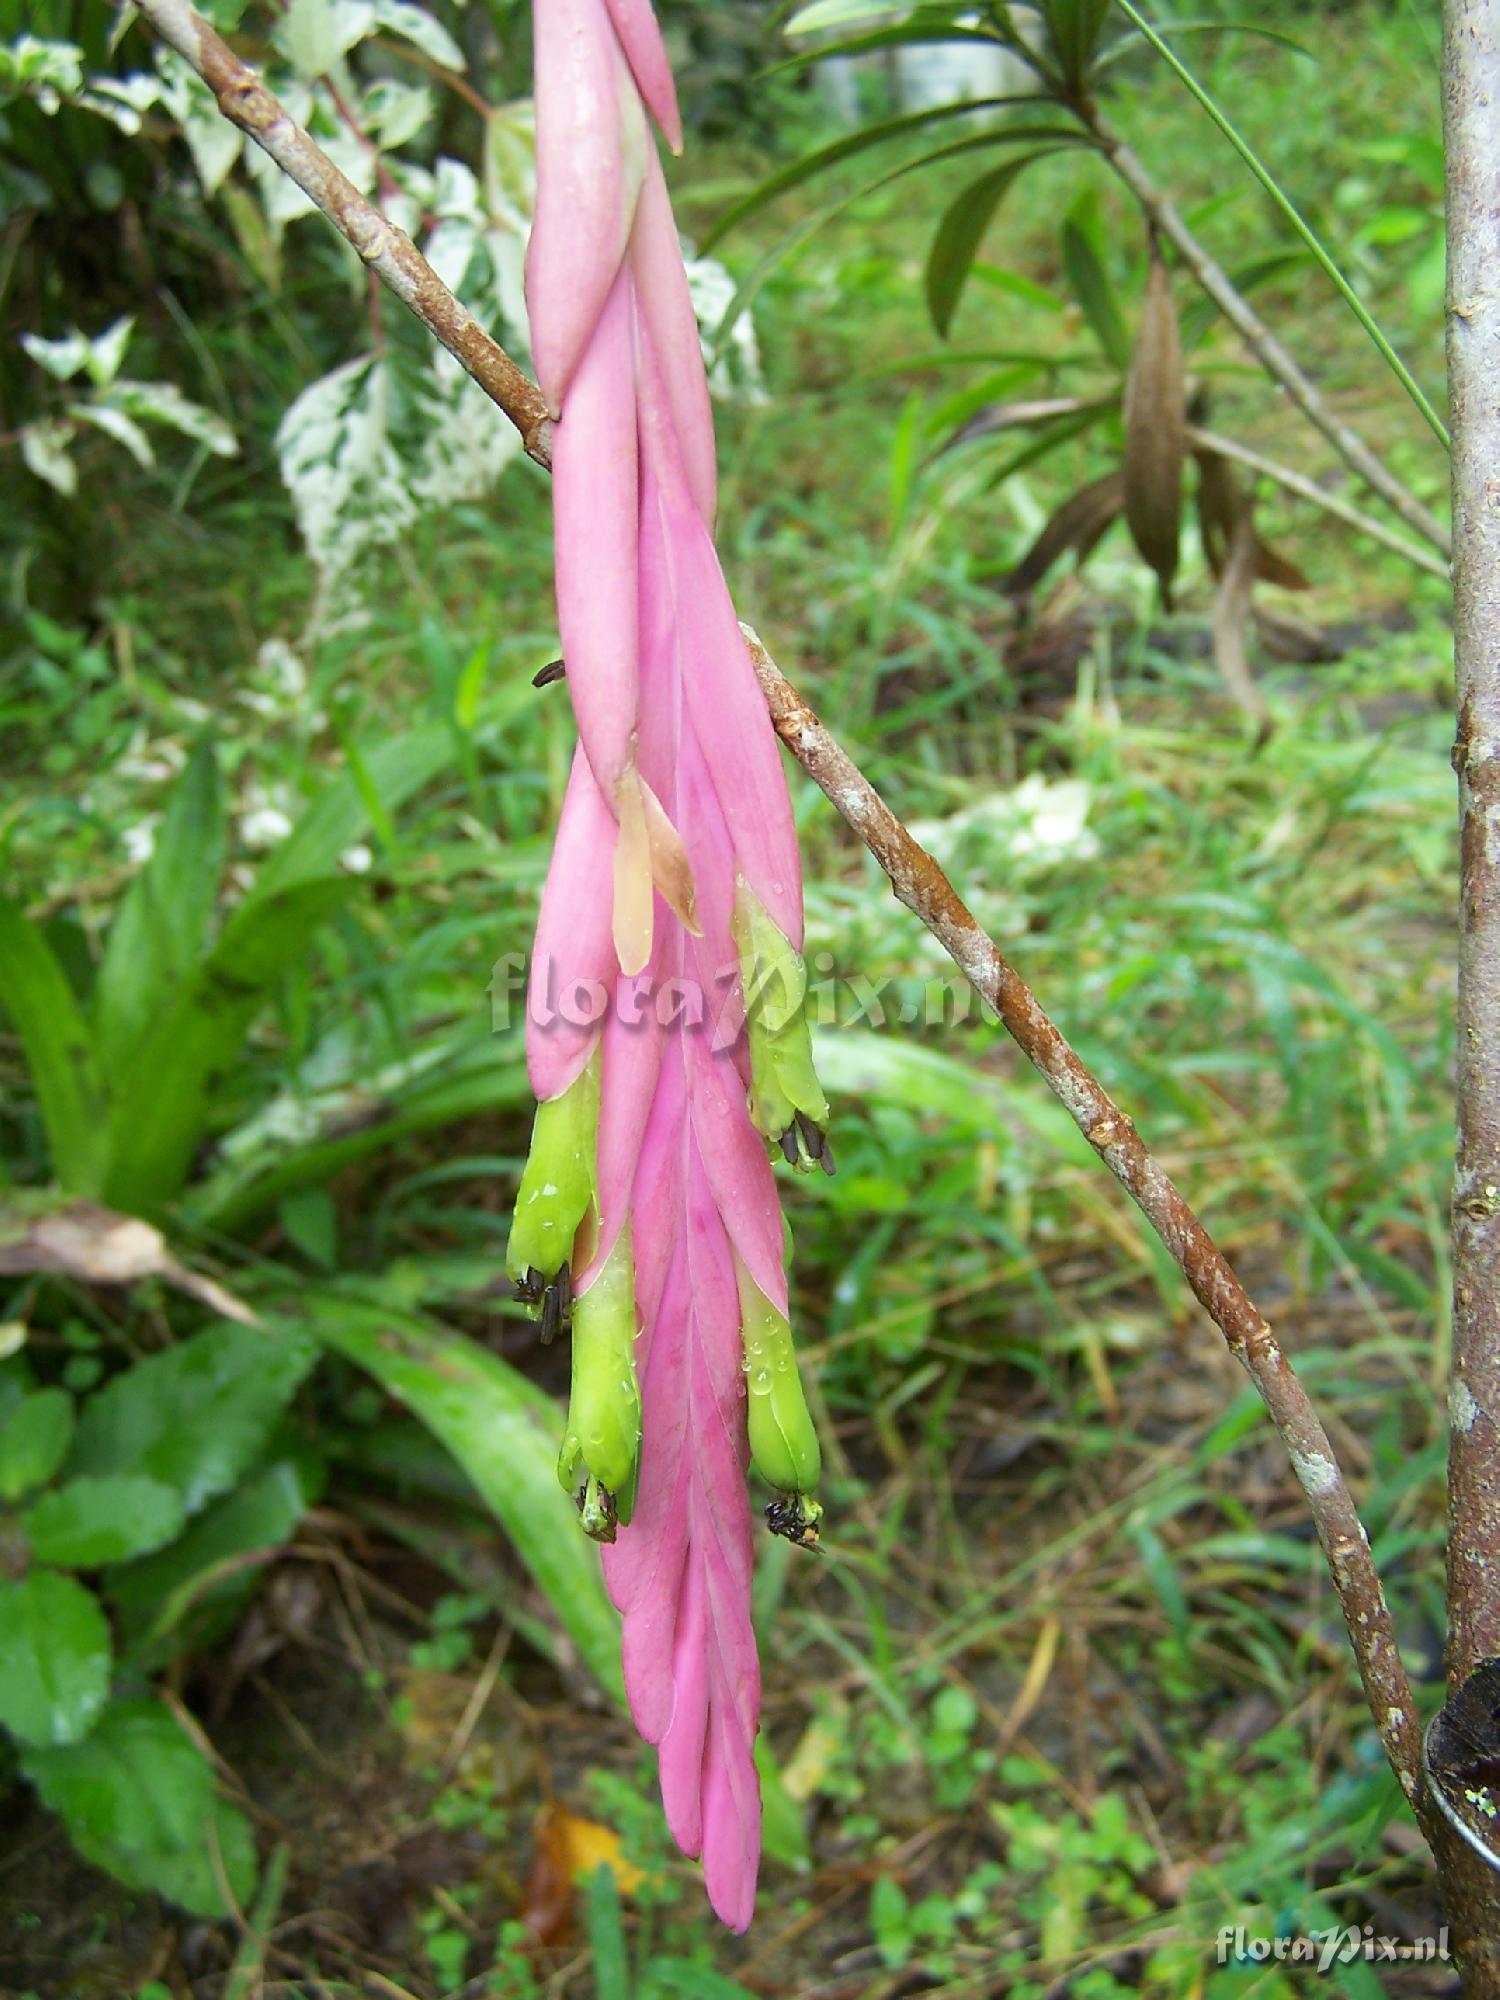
[0,0,1458,1995]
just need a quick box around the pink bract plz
[525,0,815,1930]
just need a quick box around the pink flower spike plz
[632,155,718,530]
[601,0,683,153]
[528,0,650,414]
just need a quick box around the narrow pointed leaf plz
[700,98,1066,252]
[926,156,1043,338]
[0,902,107,1195]
[1060,208,1131,371]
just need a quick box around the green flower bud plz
[558,1229,641,1538]
[506,1050,600,1283]
[732,884,832,1175]
[737,1256,821,1506]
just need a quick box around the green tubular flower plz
[558,1229,641,1540]
[506,1049,600,1284]
[736,1256,821,1528]
[731,883,832,1175]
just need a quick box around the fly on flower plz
[513,0,833,1932]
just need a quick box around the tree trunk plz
[1444,0,1500,1986]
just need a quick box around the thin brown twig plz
[1186,424,1452,582]
[1089,117,1452,561]
[134,0,552,465]
[135,0,1427,1812]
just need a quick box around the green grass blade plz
[102,879,354,1215]
[1113,0,1449,449]
[0,900,108,1196]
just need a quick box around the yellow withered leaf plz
[1122,249,1186,608]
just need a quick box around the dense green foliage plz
[0,0,1456,1993]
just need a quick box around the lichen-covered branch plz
[134,0,553,467]
[134,0,1427,1817]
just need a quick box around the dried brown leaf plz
[1211,512,1270,726]
[1002,471,1124,599]
[1122,250,1186,607]
[0,1198,259,1324]
[1254,538,1311,591]
[1194,448,1243,579]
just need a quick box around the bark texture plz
[1444,0,1500,1987]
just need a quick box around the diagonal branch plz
[135,0,1426,1809]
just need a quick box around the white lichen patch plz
[1291,1448,1340,1498]
[1451,1378,1481,1434]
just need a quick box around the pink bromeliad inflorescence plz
[507,0,833,1933]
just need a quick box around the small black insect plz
[765,1494,823,1551]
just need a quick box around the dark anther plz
[512,1267,545,1308]
[533,658,567,687]
[779,1128,801,1167]
[516,1264,573,1344]
[791,1111,837,1177]
[539,1263,572,1345]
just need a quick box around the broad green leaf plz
[0,1569,111,1747]
[22,1474,187,1568]
[1061,195,1131,371]
[21,1699,257,1915]
[299,1292,624,1703]
[93,741,226,1075]
[815,1030,1009,1133]
[0,900,107,1195]
[110,1458,319,1663]
[0,1386,75,1499]
[925,156,1040,337]
[101,877,354,1213]
[69,1321,317,1515]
